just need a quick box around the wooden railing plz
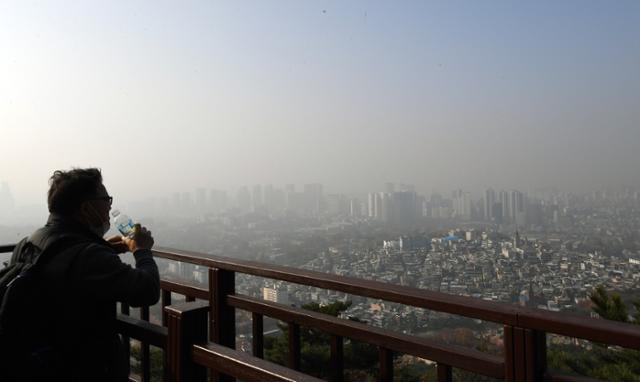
[2,243,639,382]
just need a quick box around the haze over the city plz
[1,1,639,208]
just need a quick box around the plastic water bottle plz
[112,209,135,237]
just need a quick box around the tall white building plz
[378,192,392,222]
[510,190,526,226]
[263,287,289,305]
[368,192,378,218]
[349,198,361,217]
[484,188,496,221]
[452,189,471,220]
[500,190,511,222]
[368,192,391,221]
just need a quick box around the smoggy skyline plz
[1,1,639,207]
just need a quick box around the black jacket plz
[12,214,160,381]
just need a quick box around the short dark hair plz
[47,168,104,215]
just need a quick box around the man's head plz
[48,168,112,236]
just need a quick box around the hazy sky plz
[1,1,639,206]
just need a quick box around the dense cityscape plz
[4,181,640,312]
[2,181,640,380]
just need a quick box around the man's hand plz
[106,235,128,254]
[123,224,155,253]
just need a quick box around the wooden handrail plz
[150,247,640,351]
[160,279,209,300]
[2,242,638,382]
[227,294,505,379]
[516,306,640,350]
[152,247,519,324]
[192,342,325,382]
[116,314,168,349]
[4,242,636,349]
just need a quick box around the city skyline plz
[2,175,639,226]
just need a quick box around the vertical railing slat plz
[162,289,172,327]
[378,347,393,382]
[330,335,343,382]
[141,306,150,382]
[121,303,131,379]
[437,363,452,382]
[252,312,264,359]
[161,290,172,382]
[288,322,301,371]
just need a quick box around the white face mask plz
[90,220,111,237]
[85,203,111,237]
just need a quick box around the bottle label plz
[117,219,134,236]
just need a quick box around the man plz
[3,168,159,381]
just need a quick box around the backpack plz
[0,233,86,380]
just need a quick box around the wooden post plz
[525,329,547,382]
[210,268,236,382]
[504,325,515,382]
[165,301,209,382]
[505,325,539,382]
[210,268,236,347]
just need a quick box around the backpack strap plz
[28,233,89,271]
[8,233,89,275]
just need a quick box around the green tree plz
[547,285,640,382]
[590,285,629,322]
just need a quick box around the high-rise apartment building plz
[263,287,289,305]
[236,186,251,212]
[349,198,361,217]
[452,189,471,220]
[391,191,418,224]
[251,185,263,212]
[368,193,378,218]
[510,190,526,226]
[500,190,511,222]
[484,188,496,221]
[304,183,323,215]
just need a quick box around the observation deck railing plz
[1,243,638,382]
